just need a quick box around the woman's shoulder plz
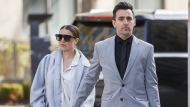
[41,48,58,63]
[47,48,61,58]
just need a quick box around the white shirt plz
[61,50,80,107]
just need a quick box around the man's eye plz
[127,17,132,20]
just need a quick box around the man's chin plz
[122,32,131,37]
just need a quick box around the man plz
[73,2,160,107]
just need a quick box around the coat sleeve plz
[30,54,50,107]
[73,44,101,107]
[145,46,161,107]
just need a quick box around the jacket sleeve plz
[82,86,95,107]
[80,59,96,107]
[145,46,161,107]
[30,54,50,107]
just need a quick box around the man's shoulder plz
[95,36,115,46]
[136,37,153,48]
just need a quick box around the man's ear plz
[112,20,116,28]
[134,18,136,26]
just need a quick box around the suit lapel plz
[107,35,122,82]
[123,36,140,79]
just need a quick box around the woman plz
[30,25,95,107]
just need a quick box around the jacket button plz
[122,84,125,87]
[120,98,123,101]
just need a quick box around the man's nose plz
[124,19,129,24]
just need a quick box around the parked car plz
[73,9,188,107]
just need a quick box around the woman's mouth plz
[60,44,66,47]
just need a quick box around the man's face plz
[112,9,136,38]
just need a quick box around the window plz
[76,22,116,59]
[147,20,187,52]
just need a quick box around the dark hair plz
[60,25,80,38]
[113,2,134,20]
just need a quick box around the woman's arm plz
[30,54,50,107]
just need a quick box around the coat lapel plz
[71,58,84,95]
[72,50,90,93]
[70,49,90,105]
[70,62,83,106]
[107,35,122,82]
[123,36,140,79]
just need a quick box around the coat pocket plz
[101,94,112,101]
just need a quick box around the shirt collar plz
[62,49,80,71]
[115,34,123,43]
[70,49,80,67]
[115,34,133,44]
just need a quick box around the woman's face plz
[58,28,78,52]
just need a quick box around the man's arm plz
[145,46,161,107]
[82,87,96,107]
[73,44,101,107]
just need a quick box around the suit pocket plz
[101,94,112,101]
[134,95,147,101]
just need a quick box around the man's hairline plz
[113,9,135,21]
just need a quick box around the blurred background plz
[0,0,187,106]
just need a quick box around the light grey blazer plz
[30,48,95,107]
[73,35,160,107]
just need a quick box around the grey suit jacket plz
[73,35,160,107]
[30,48,95,107]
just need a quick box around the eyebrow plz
[118,16,125,18]
[118,16,133,19]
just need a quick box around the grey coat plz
[73,35,160,107]
[30,48,95,107]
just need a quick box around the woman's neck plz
[62,49,75,60]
